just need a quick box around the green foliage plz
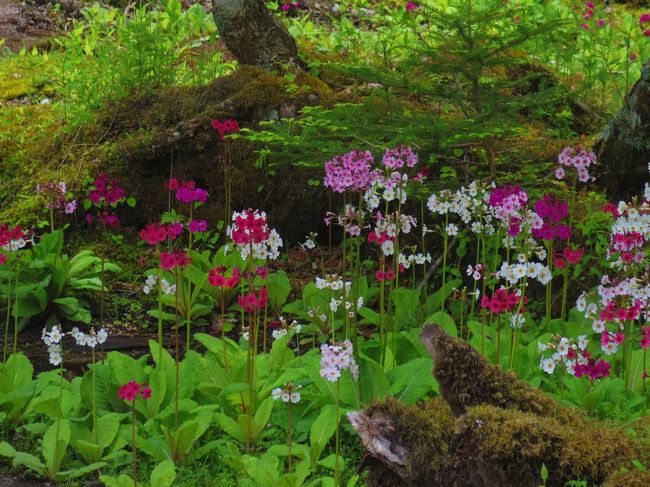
[54,0,235,125]
[0,230,121,327]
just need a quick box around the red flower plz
[139,223,168,246]
[118,381,152,401]
[159,251,191,271]
[208,266,240,289]
[211,119,240,140]
[0,254,7,265]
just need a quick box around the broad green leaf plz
[151,460,176,487]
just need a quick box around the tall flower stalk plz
[118,381,152,487]
[320,340,359,487]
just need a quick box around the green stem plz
[3,262,13,362]
[335,379,340,487]
[132,400,138,487]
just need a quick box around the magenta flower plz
[188,219,208,233]
[406,1,416,11]
[118,381,151,402]
[324,150,374,193]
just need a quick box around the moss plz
[0,52,56,102]
[603,470,650,487]
[366,397,454,479]
[425,324,572,421]
[457,405,634,486]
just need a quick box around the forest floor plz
[0,0,53,51]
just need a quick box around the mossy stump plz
[349,324,650,486]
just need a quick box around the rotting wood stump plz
[349,324,650,487]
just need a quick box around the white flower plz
[290,392,301,403]
[602,341,617,355]
[445,223,459,236]
[577,335,588,351]
[271,388,283,400]
[381,240,394,256]
[49,351,62,366]
[272,328,288,340]
[541,358,556,374]
[510,314,525,329]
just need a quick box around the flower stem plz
[335,379,340,487]
[131,400,138,487]
[287,402,293,473]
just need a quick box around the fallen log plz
[349,324,650,486]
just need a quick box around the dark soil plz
[0,474,53,486]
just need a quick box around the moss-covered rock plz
[352,326,650,486]
[2,65,338,243]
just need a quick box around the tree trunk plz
[211,0,302,69]
[594,60,650,202]
[348,324,650,487]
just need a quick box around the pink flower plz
[0,254,6,265]
[237,287,268,313]
[167,223,183,240]
[140,223,168,246]
[98,213,120,229]
[118,381,141,401]
[256,266,268,279]
[208,266,240,288]
[159,251,191,271]
[188,219,208,233]
[406,1,416,11]
[211,119,240,140]
[640,13,650,24]
[118,381,151,402]
[324,150,374,193]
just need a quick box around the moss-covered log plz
[349,324,650,486]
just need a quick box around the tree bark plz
[211,0,303,69]
[349,324,650,487]
[594,60,650,202]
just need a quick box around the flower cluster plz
[159,251,191,271]
[496,261,553,286]
[280,1,301,12]
[271,382,301,403]
[211,118,240,140]
[42,325,64,366]
[553,247,584,269]
[228,209,282,260]
[381,145,418,170]
[579,1,610,30]
[37,181,77,215]
[140,223,170,246]
[319,340,359,382]
[167,179,208,205]
[238,287,268,313]
[539,334,591,376]
[88,174,126,206]
[143,274,176,295]
[398,251,432,270]
[556,146,597,183]
[640,12,650,37]
[480,288,527,314]
[71,327,108,348]
[208,266,240,289]
[531,195,570,241]
[268,316,302,340]
[0,225,27,253]
[324,150,374,193]
[118,381,152,401]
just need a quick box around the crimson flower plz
[140,223,168,246]
[159,251,191,271]
[118,381,152,402]
[211,119,240,140]
[237,287,268,313]
[208,266,240,288]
